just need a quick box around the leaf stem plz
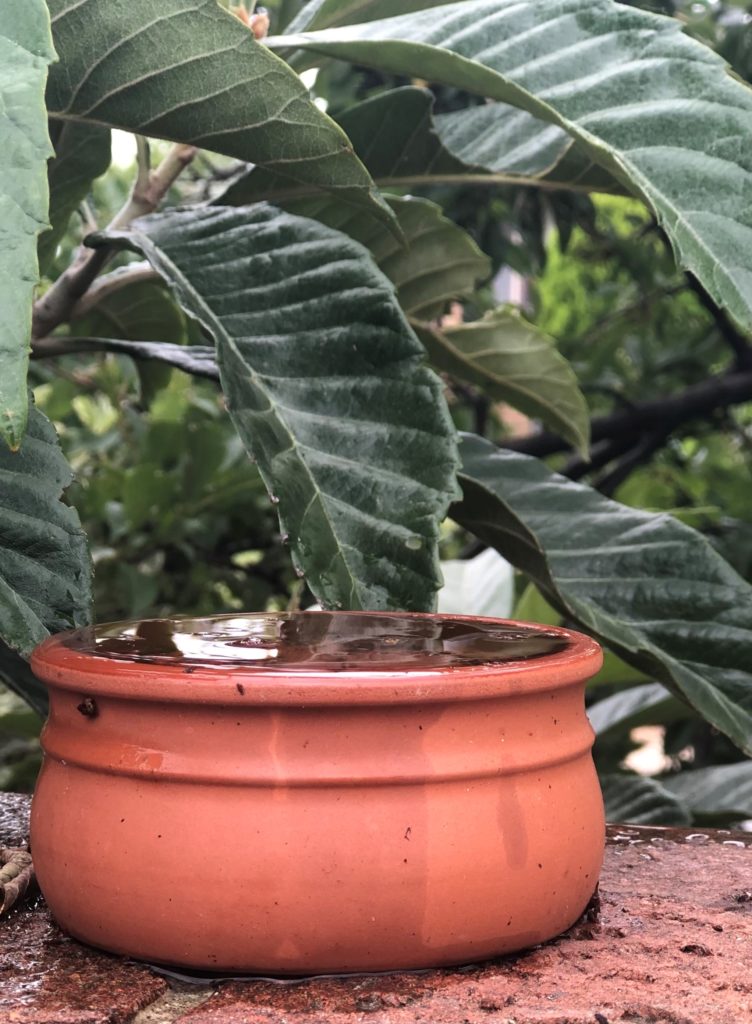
[30,336,218,380]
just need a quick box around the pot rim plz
[31,613,602,706]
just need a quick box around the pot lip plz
[31,613,602,705]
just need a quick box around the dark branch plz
[562,435,636,481]
[684,273,752,371]
[31,337,219,381]
[593,430,671,497]
[503,369,752,458]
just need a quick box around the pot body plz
[31,616,604,973]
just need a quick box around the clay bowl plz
[30,611,604,974]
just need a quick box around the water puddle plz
[606,823,752,848]
[61,612,572,672]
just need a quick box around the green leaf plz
[98,205,460,611]
[415,308,589,455]
[287,0,460,33]
[0,402,92,659]
[588,682,684,738]
[453,433,752,757]
[277,0,752,331]
[0,1,55,450]
[662,762,752,822]
[270,194,490,319]
[45,0,392,229]
[513,581,647,687]
[246,197,583,450]
[600,773,691,826]
[432,101,618,193]
[222,86,617,204]
[39,122,111,274]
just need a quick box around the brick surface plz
[0,902,167,1023]
[1,794,750,1024]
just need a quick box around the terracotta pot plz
[30,612,604,974]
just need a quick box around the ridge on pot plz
[30,611,604,974]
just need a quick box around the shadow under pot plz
[30,610,604,974]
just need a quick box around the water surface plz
[62,612,571,672]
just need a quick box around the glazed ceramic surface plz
[31,612,604,973]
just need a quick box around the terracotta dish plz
[31,611,604,973]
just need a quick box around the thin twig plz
[32,142,197,340]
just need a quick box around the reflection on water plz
[61,612,572,672]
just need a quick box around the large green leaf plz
[272,194,490,319]
[222,86,617,205]
[277,0,752,331]
[45,0,392,228]
[287,0,457,33]
[0,2,55,450]
[453,433,752,756]
[39,122,111,274]
[414,308,589,454]
[98,205,460,611]
[513,581,648,687]
[600,773,691,826]
[0,402,92,659]
[230,190,584,453]
[662,762,752,822]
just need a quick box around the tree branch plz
[562,435,637,481]
[684,273,752,371]
[593,430,671,497]
[69,262,159,320]
[31,337,218,381]
[503,369,752,458]
[32,142,196,340]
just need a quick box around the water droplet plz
[281,533,290,546]
[295,568,305,578]
[269,494,280,505]
[404,535,422,550]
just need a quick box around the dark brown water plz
[61,612,571,672]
